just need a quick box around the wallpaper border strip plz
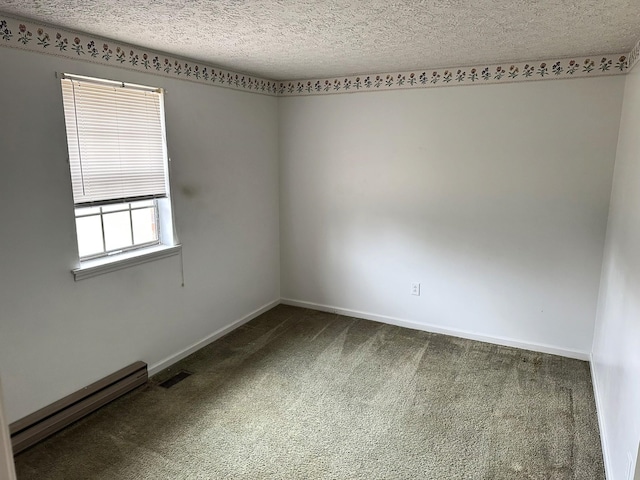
[277,55,628,97]
[0,13,636,97]
[0,15,279,96]
[628,37,640,71]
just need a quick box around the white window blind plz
[61,76,168,205]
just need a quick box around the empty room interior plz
[0,1,639,479]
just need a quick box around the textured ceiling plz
[0,0,638,80]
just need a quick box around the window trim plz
[72,244,182,281]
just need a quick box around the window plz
[75,199,159,259]
[61,73,179,280]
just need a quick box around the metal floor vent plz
[159,370,192,389]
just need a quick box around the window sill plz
[72,244,182,281]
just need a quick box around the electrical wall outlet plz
[411,283,420,296]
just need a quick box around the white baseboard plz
[148,299,280,377]
[148,295,590,376]
[590,355,612,480]
[281,298,590,361]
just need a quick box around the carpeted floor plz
[14,305,604,479]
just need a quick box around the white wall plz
[279,77,624,357]
[0,47,280,423]
[592,63,640,480]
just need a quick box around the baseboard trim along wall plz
[281,298,590,361]
[149,295,590,376]
[590,356,613,480]
[148,299,281,377]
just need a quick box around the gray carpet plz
[14,305,604,479]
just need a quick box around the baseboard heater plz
[9,361,147,454]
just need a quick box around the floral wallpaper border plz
[278,54,629,96]
[0,15,279,95]
[629,37,640,71]
[0,14,636,98]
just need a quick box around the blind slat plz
[61,77,168,204]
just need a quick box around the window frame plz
[60,72,180,280]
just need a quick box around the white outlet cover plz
[411,283,420,296]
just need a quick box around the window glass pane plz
[75,206,101,217]
[102,203,130,213]
[103,211,133,251]
[76,215,104,257]
[132,207,158,245]
[132,199,156,208]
